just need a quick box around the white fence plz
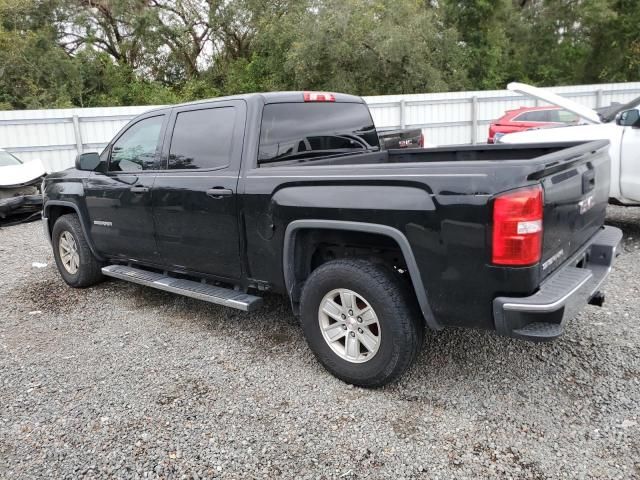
[2,82,640,172]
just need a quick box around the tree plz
[443,0,516,90]
[0,0,82,108]
[586,0,640,82]
[0,0,638,110]
[260,0,469,95]
[507,0,617,86]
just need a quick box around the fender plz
[44,200,106,262]
[283,219,442,331]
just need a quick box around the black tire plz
[299,259,423,388]
[52,214,104,288]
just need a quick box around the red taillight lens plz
[492,185,543,266]
[419,133,425,148]
[303,91,336,102]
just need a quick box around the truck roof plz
[258,91,365,104]
[145,91,365,116]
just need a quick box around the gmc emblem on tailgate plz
[578,195,595,215]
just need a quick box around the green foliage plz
[586,0,640,82]
[0,0,81,109]
[279,0,469,94]
[506,0,619,86]
[0,0,638,110]
[443,0,516,90]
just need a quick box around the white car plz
[0,149,47,221]
[499,83,640,205]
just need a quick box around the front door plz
[85,113,167,262]
[153,101,245,280]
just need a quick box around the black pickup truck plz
[42,91,622,387]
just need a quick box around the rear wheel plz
[52,214,104,288]
[299,259,423,387]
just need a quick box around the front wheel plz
[52,214,104,288]
[299,259,423,388]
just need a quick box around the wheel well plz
[289,228,411,310]
[47,205,76,238]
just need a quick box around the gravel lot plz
[1,206,639,479]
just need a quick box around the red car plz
[488,106,580,143]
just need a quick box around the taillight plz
[419,133,425,148]
[492,185,543,266]
[303,91,335,102]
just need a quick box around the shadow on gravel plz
[8,262,613,397]
[606,217,640,238]
[604,208,640,255]
[128,284,178,309]
[124,279,571,394]
[8,278,86,314]
[122,282,300,347]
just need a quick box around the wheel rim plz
[318,288,381,364]
[58,231,80,275]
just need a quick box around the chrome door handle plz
[206,188,234,198]
[130,186,149,193]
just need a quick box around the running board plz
[101,265,263,312]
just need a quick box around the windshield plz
[0,150,22,167]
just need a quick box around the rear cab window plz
[258,102,379,166]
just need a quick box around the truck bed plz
[258,141,589,168]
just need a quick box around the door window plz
[514,110,552,122]
[109,116,164,172]
[554,110,579,123]
[513,109,579,124]
[168,107,236,170]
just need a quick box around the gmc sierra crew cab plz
[42,91,622,387]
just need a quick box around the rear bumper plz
[493,225,623,341]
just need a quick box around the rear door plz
[152,100,245,280]
[85,113,167,262]
[539,143,610,277]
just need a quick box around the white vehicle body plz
[0,149,46,220]
[499,83,640,205]
[0,153,47,187]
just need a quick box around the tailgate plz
[538,142,610,278]
[378,128,422,149]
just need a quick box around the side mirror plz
[616,109,640,128]
[75,152,100,171]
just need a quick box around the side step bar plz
[101,265,263,312]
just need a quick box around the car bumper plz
[0,194,42,217]
[493,225,623,342]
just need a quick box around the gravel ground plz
[1,206,639,480]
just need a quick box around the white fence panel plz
[1,82,640,172]
[0,106,159,172]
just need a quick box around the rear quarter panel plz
[239,161,543,330]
